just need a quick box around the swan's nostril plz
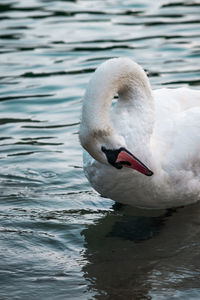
[119,161,131,166]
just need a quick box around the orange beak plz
[116,149,153,176]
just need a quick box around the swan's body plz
[79,57,200,209]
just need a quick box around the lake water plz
[1,0,200,299]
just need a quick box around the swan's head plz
[79,127,153,176]
[79,56,154,177]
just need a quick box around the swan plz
[79,57,200,209]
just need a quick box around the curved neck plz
[80,57,154,139]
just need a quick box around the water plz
[0,0,200,299]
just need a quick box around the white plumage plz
[79,57,200,209]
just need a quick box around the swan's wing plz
[163,108,200,171]
[153,88,200,174]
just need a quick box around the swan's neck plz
[80,58,154,151]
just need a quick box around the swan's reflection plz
[82,203,200,299]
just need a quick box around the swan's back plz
[153,87,200,113]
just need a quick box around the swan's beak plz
[116,149,153,176]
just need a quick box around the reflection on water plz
[83,204,200,299]
[0,0,200,299]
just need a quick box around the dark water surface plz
[1,0,200,299]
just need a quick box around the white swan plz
[79,57,200,209]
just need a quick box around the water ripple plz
[0,0,200,299]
